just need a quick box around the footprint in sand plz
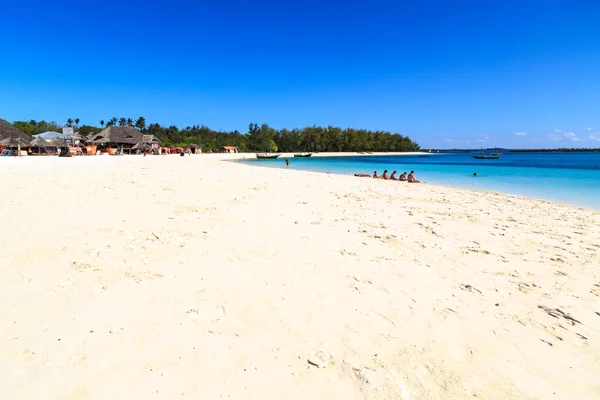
[176,299,226,323]
[71,261,100,272]
[123,271,164,283]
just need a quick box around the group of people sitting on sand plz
[354,170,421,183]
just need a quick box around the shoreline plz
[231,155,600,212]
[217,151,430,159]
[2,152,597,211]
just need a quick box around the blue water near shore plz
[240,152,600,210]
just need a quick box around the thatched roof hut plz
[131,142,151,151]
[220,145,238,153]
[30,137,52,147]
[87,126,143,145]
[0,118,32,143]
[0,136,31,147]
[131,134,160,151]
[143,134,160,144]
[47,137,67,147]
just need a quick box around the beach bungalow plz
[86,126,143,154]
[220,146,238,153]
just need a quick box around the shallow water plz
[240,152,600,210]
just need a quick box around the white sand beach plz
[1,154,599,400]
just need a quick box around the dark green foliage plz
[12,120,62,136]
[11,119,420,152]
[78,125,102,137]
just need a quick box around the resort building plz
[86,126,144,153]
[220,146,238,153]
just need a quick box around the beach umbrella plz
[29,136,52,154]
[46,137,67,147]
[0,136,30,147]
[30,137,52,147]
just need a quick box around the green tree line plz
[11,119,420,153]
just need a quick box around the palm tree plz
[135,116,146,130]
[118,117,127,127]
[126,118,134,127]
[108,117,117,127]
[66,118,73,127]
[74,118,80,128]
[100,119,105,128]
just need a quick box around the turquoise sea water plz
[240,152,600,210]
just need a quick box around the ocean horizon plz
[240,152,600,210]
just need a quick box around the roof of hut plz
[142,134,160,144]
[87,126,143,145]
[0,136,31,147]
[47,137,67,147]
[0,118,32,142]
[131,142,151,150]
[30,137,52,147]
[32,131,64,139]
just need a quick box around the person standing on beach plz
[285,158,290,167]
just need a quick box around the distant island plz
[6,118,420,153]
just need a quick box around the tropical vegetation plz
[9,118,421,153]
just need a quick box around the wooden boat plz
[473,147,502,159]
[293,152,312,158]
[256,153,281,159]
[473,154,500,159]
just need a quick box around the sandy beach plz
[1,154,599,400]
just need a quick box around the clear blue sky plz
[1,0,599,148]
